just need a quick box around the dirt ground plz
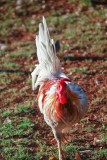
[0,0,107,160]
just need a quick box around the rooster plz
[31,17,88,160]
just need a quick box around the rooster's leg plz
[53,130,62,160]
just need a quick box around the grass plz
[2,62,20,69]
[0,73,12,85]
[72,67,88,73]
[0,103,79,160]
[47,7,107,54]
[65,145,77,159]
[91,97,105,105]
[0,105,36,159]
[94,149,107,159]
[2,146,33,160]
[10,41,36,59]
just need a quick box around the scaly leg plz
[53,130,62,160]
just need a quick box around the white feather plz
[31,17,61,90]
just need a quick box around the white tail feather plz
[31,17,61,90]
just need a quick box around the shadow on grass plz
[64,55,107,61]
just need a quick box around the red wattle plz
[60,95,66,104]
[56,78,69,104]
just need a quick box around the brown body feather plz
[38,78,83,131]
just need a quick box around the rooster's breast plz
[38,79,88,130]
